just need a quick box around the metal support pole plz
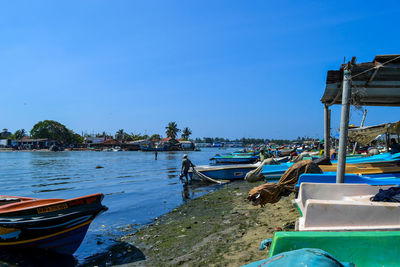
[337,66,352,183]
[324,104,331,158]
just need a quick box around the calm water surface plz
[0,148,236,264]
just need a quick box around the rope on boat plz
[192,168,228,184]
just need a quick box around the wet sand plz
[85,181,298,266]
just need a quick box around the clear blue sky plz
[1,0,399,139]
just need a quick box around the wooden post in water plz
[324,104,331,158]
[337,64,352,183]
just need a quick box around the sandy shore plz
[84,181,298,266]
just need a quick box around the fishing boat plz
[189,162,261,180]
[263,231,400,267]
[296,172,400,188]
[0,193,107,255]
[211,154,259,164]
[295,183,400,231]
[139,143,168,151]
[261,153,400,180]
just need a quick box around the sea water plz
[0,147,236,264]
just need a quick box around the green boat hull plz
[269,231,400,267]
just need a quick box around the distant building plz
[0,139,9,147]
[195,143,212,148]
[179,140,195,150]
[224,141,243,147]
[0,128,12,139]
[11,138,56,149]
[85,136,105,145]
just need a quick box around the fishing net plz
[245,159,279,182]
[247,160,323,207]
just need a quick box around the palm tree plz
[115,129,124,141]
[181,127,192,140]
[14,129,26,140]
[165,122,180,140]
[150,134,161,141]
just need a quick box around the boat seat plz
[0,198,21,206]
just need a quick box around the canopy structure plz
[321,55,400,106]
[321,55,400,183]
[348,121,400,146]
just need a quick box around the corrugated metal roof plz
[321,55,400,106]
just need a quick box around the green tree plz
[181,127,192,140]
[165,122,180,140]
[123,133,134,142]
[71,133,84,144]
[115,129,124,141]
[30,120,74,145]
[14,129,26,140]
[149,134,161,141]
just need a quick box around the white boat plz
[294,182,400,231]
[189,162,261,180]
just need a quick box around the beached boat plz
[295,183,400,231]
[189,163,261,180]
[0,193,107,254]
[296,172,400,188]
[320,163,400,174]
[262,231,400,267]
[261,156,400,180]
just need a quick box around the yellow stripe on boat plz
[320,164,400,174]
[0,220,93,245]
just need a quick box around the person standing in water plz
[181,154,195,185]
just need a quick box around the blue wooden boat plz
[295,172,400,189]
[211,154,259,164]
[189,163,260,180]
[261,152,400,180]
[0,193,107,255]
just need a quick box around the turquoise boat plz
[261,231,400,267]
[296,172,400,189]
[211,154,259,164]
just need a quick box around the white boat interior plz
[295,183,400,231]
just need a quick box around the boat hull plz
[296,172,400,189]
[261,152,400,180]
[189,164,259,180]
[213,157,259,164]
[0,193,107,255]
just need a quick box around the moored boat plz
[261,152,400,180]
[0,193,107,255]
[296,172,400,188]
[189,163,261,180]
[211,154,259,164]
